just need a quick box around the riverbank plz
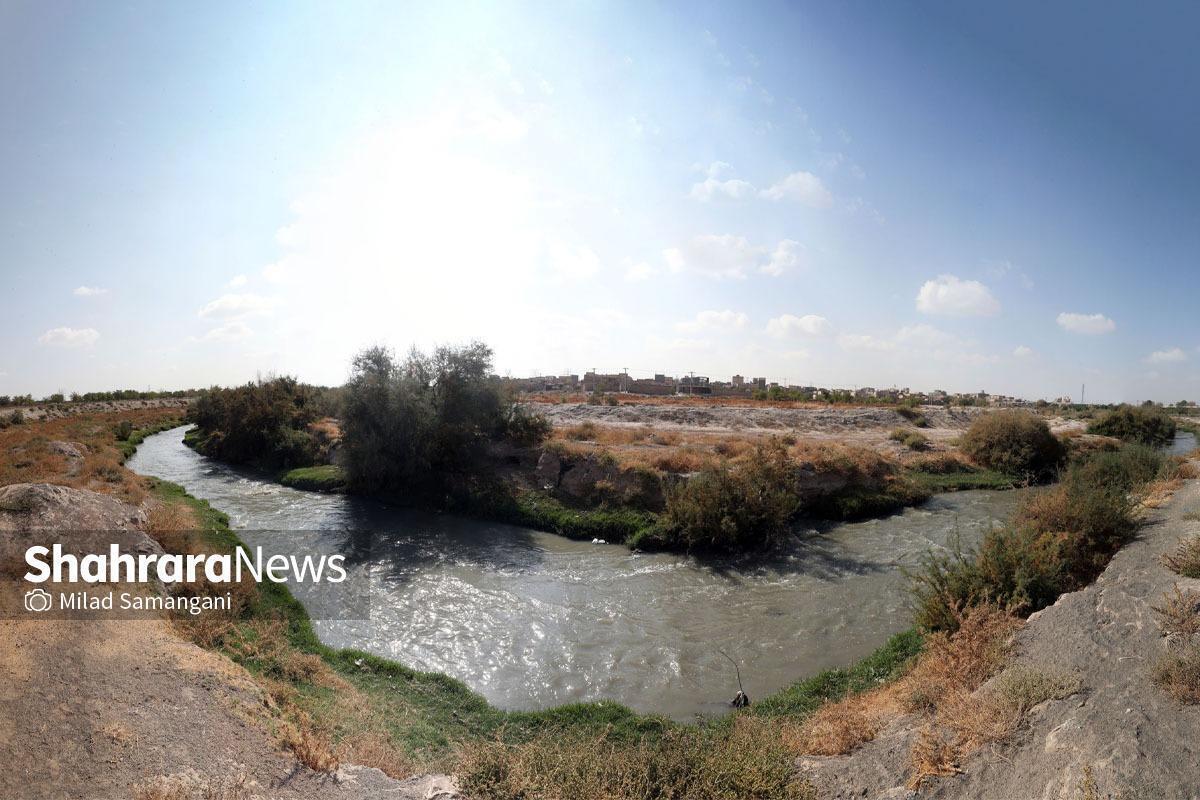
[185,409,1024,554]
[6,406,1196,798]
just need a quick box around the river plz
[128,425,1023,720]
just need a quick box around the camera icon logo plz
[24,588,53,613]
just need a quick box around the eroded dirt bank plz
[801,474,1200,799]
[0,483,455,800]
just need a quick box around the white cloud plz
[73,286,108,297]
[690,162,754,201]
[916,275,1000,317]
[546,242,601,281]
[197,293,277,319]
[690,176,754,201]
[1146,347,1186,364]
[759,171,833,207]
[664,235,798,279]
[624,260,654,282]
[1056,312,1115,335]
[762,239,801,276]
[766,314,831,338]
[676,309,748,333]
[38,327,99,347]
[1013,345,1034,358]
[226,274,248,288]
[194,322,254,342]
[837,333,896,352]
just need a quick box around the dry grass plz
[1152,645,1200,703]
[281,716,339,772]
[134,774,251,800]
[787,607,1021,760]
[336,731,415,779]
[458,716,814,800]
[1152,585,1200,641]
[0,406,181,501]
[1152,580,1200,704]
[1163,535,1200,578]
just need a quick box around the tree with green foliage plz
[341,343,548,498]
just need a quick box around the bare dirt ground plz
[7,398,192,422]
[800,471,1200,799]
[0,483,455,800]
[527,399,1085,454]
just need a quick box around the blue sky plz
[3,1,1198,402]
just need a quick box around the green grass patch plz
[468,486,658,545]
[751,628,925,717]
[906,467,1017,492]
[116,417,185,461]
[280,464,347,492]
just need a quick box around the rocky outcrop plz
[800,477,1200,799]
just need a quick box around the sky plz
[3,0,1200,403]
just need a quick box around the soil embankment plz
[0,483,456,800]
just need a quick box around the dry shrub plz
[788,607,1019,758]
[784,690,898,756]
[902,606,1020,712]
[1152,645,1200,703]
[1163,535,1200,579]
[713,438,754,458]
[336,731,413,779]
[459,718,813,800]
[909,453,975,475]
[649,429,682,446]
[651,447,713,474]
[146,501,203,555]
[907,728,961,787]
[281,715,339,772]
[990,665,1082,717]
[563,421,598,441]
[134,774,251,800]
[1152,585,1200,640]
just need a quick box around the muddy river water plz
[130,425,1025,719]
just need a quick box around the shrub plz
[650,442,799,552]
[912,445,1149,631]
[1088,404,1177,446]
[458,720,814,800]
[959,410,1064,480]
[896,406,929,427]
[187,376,322,469]
[1164,535,1200,579]
[1152,645,1200,703]
[890,428,930,451]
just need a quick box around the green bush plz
[113,419,135,441]
[959,410,1064,480]
[912,444,1152,631]
[649,443,799,553]
[187,376,323,469]
[890,428,929,450]
[1088,404,1177,446]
